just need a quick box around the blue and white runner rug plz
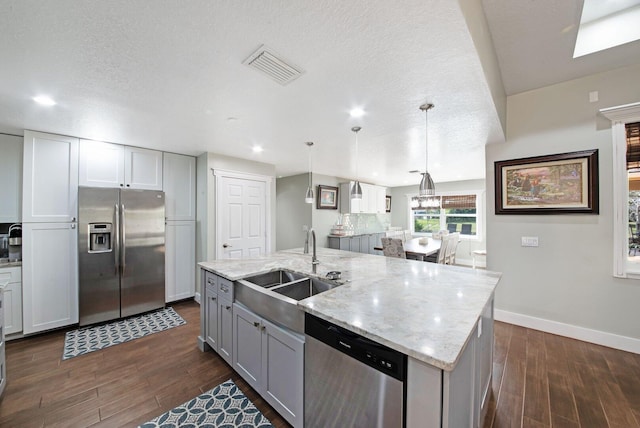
[139,379,273,428]
[62,307,186,360]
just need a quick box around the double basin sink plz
[235,270,341,334]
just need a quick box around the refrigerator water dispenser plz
[89,223,112,253]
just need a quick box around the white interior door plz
[217,173,267,259]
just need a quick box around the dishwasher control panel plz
[305,313,406,381]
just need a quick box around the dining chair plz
[461,224,472,235]
[403,230,413,242]
[381,237,423,261]
[445,233,460,265]
[447,224,457,233]
[436,236,449,264]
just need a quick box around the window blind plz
[627,122,640,169]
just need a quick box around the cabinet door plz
[79,140,125,188]
[124,146,163,190]
[233,303,263,392]
[22,222,78,334]
[23,131,78,222]
[205,284,218,349]
[0,134,22,222]
[359,235,370,254]
[165,221,196,302]
[218,297,233,366]
[163,153,196,220]
[348,236,361,253]
[261,318,304,428]
[3,283,22,335]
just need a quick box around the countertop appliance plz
[7,224,21,261]
[304,313,406,427]
[78,187,165,326]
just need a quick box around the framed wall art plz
[317,185,338,209]
[494,149,599,215]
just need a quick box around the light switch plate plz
[521,236,539,247]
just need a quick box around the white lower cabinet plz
[22,222,78,334]
[165,220,196,303]
[233,303,304,428]
[0,267,22,336]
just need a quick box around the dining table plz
[403,237,441,258]
[375,237,442,259]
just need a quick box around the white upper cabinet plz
[124,146,163,190]
[79,140,126,188]
[79,141,163,190]
[163,153,196,220]
[23,131,78,223]
[0,134,23,222]
[340,182,386,214]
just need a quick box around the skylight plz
[574,0,640,58]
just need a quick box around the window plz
[410,193,480,238]
[601,102,640,278]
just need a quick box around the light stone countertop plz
[199,247,501,371]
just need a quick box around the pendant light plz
[350,126,363,200]
[304,142,314,203]
[418,103,435,196]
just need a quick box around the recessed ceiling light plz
[33,95,56,106]
[372,172,379,177]
[349,108,365,118]
[252,146,264,153]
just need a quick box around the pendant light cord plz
[420,103,434,175]
[352,126,361,181]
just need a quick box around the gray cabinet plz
[217,295,233,366]
[233,302,304,428]
[0,280,6,398]
[203,271,233,366]
[328,233,384,255]
[205,279,218,350]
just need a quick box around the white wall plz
[486,63,640,352]
[276,174,312,251]
[276,173,354,250]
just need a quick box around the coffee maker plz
[8,223,21,261]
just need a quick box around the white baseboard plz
[495,309,640,354]
[194,292,201,305]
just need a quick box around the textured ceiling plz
[482,0,640,95]
[5,1,639,187]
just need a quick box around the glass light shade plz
[419,172,435,196]
[305,186,314,204]
[350,180,363,200]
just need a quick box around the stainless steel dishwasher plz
[305,313,406,428]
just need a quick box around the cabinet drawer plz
[0,267,21,283]
[217,277,234,300]
[204,271,217,289]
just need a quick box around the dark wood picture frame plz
[385,195,392,212]
[495,149,599,215]
[317,185,339,209]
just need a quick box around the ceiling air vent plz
[243,45,305,86]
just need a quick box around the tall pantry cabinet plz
[163,153,196,302]
[22,131,79,334]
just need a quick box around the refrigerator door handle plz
[121,203,126,276]
[114,203,120,274]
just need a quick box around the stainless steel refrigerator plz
[78,187,165,326]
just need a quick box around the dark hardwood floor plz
[0,301,289,428]
[483,322,640,428]
[0,300,638,427]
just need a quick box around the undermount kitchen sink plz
[236,270,340,334]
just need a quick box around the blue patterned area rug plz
[139,379,273,428]
[62,307,186,360]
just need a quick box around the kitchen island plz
[199,247,501,427]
